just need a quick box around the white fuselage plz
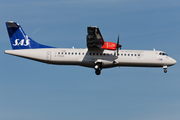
[5,48,176,69]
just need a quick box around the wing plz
[86,26,104,49]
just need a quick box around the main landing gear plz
[94,62,102,75]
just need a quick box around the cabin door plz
[46,51,51,60]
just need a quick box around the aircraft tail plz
[6,21,55,50]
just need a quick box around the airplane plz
[4,21,177,75]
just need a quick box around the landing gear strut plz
[94,62,102,75]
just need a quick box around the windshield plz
[159,52,168,56]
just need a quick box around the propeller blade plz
[116,35,119,55]
[116,34,122,56]
[117,35,119,46]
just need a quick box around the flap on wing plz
[87,26,104,49]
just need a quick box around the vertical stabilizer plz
[6,21,55,50]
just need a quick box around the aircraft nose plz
[171,58,177,65]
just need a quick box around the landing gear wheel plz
[95,69,101,75]
[164,69,167,73]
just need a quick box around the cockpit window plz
[159,52,168,56]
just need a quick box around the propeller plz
[116,35,122,55]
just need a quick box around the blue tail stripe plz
[6,21,55,50]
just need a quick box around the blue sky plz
[0,0,180,120]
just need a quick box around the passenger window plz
[100,53,102,55]
[121,54,123,56]
[134,54,136,56]
[131,54,133,56]
[65,52,67,55]
[68,52,70,55]
[61,52,63,55]
[89,53,91,55]
[138,54,140,56]
[79,53,81,55]
[124,54,126,56]
[103,53,106,56]
[93,53,95,55]
[96,53,98,55]
[72,52,74,55]
[128,54,130,56]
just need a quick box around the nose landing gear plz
[163,66,167,73]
